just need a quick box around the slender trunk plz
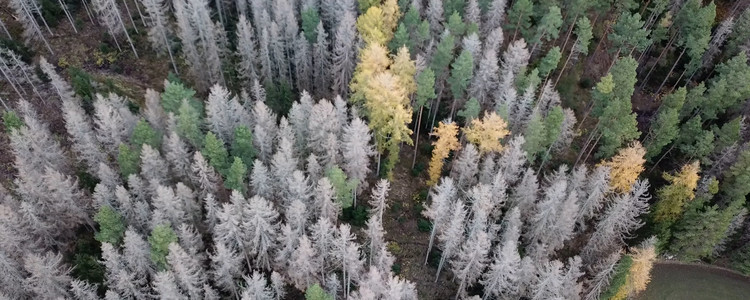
[455,275,467,300]
[529,30,546,56]
[30,1,53,35]
[537,143,555,174]
[606,49,622,74]
[435,254,447,282]
[376,152,381,176]
[654,47,687,97]
[639,32,678,90]
[640,0,653,15]
[425,225,437,265]
[649,143,676,173]
[412,106,423,168]
[581,133,602,164]
[120,0,139,34]
[512,15,522,41]
[0,19,9,39]
[13,56,44,103]
[554,38,579,88]
[132,0,147,27]
[113,0,139,58]
[156,17,179,74]
[19,1,54,54]
[449,97,459,119]
[215,0,226,26]
[81,0,96,24]
[588,23,611,65]
[575,102,595,132]
[0,64,25,100]
[559,15,578,52]
[57,0,78,33]
[430,81,445,134]
[669,68,688,94]
[574,121,601,166]
[0,96,8,110]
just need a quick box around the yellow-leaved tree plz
[381,0,401,35]
[364,72,413,178]
[599,141,646,193]
[356,6,388,46]
[613,237,657,300]
[463,112,510,154]
[391,46,417,96]
[652,161,700,228]
[350,43,390,104]
[427,121,460,186]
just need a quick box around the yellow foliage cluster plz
[391,47,416,95]
[600,141,646,193]
[463,112,510,154]
[612,238,657,300]
[652,161,700,224]
[427,121,460,186]
[363,72,413,152]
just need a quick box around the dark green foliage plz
[538,47,562,77]
[403,6,420,31]
[177,99,204,148]
[417,218,432,232]
[543,106,565,147]
[646,88,686,161]
[131,119,162,149]
[609,12,650,54]
[265,81,294,115]
[415,68,437,109]
[117,143,140,179]
[392,263,402,275]
[443,0,465,18]
[301,8,320,43]
[721,148,750,202]
[161,80,199,114]
[712,118,741,152]
[2,110,23,133]
[446,12,465,37]
[167,72,183,84]
[94,205,126,246]
[203,132,230,175]
[224,157,247,192]
[390,23,411,53]
[523,111,546,163]
[76,169,100,193]
[669,194,742,261]
[231,126,256,167]
[358,0,379,13]
[326,166,357,209]
[448,50,474,100]
[149,224,178,270]
[305,284,334,300]
[39,0,66,27]
[601,255,634,299]
[69,67,96,103]
[411,161,426,177]
[0,38,35,62]
[416,20,431,49]
[675,116,714,160]
[674,0,715,73]
[531,5,563,46]
[594,57,640,159]
[516,68,541,91]
[431,33,456,75]
[700,53,750,120]
[727,7,750,57]
[71,235,105,288]
[341,206,368,226]
[506,0,533,37]
[457,98,480,122]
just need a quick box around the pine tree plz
[593,57,640,159]
[173,0,225,90]
[609,12,650,57]
[447,50,474,116]
[190,151,221,198]
[203,133,230,175]
[464,112,510,154]
[529,5,562,54]
[205,85,251,143]
[313,22,332,98]
[253,100,278,162]
[481,207,521,299]
[342,117,375,196]
[225,157,248,192]
[94,94,138,155]
[61,98,106,172]
[152,270,187,299]
[149,224,178,270]
[427,121,461,185]
[506,0,533,40]
[140,144,169,184]
[483,0,507,36]
[289,235,320,290]
[70,279,100,300]
[94,205,126,245]
[469,43,500,106]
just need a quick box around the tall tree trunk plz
[529,30,547,56]
[30,1,53,34]
[588,23,611,65]
[156,17,179,74]
[12,55,44,103]
[120,0,139,34]
[639,32,678,90]
[0,18,10,39]
[649,143,676,173]
[412,106,424,168]
[0,64,25,100]
[581,133,603,163]
[425,224,437,265]
[20,2,54,54]
[132,0,147,26]
[669,68,689,94]
[512,15,522,41]
[606,49,622,74]
[57,0,78,33]
[654,47,687,97]
[80,0,96,24]
[114,0,139,58]
[559,15,578,52]
[554,37,579,87]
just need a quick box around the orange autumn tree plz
[613,237,657,300]
[427,121,460,186]
[463,112,510,154]
[600,141,646,193]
